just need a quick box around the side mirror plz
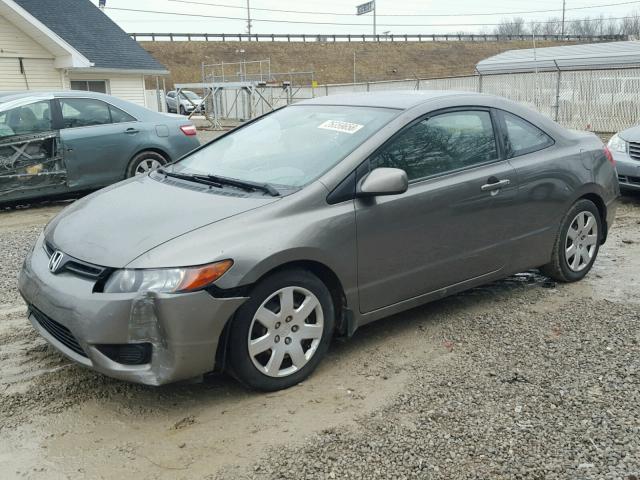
[358,167,408,197]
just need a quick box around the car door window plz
[59,98,112,128]
[370,110,498,181]
[502,112,554,158]
[0,100,53,138]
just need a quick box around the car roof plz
[297,90,487,110]
[0,90,127,102]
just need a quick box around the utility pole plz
[561,0,566,36]
[246,0,252,36]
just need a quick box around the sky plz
[89,0,640,35]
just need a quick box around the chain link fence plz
[311,68,640,133]
[190,67,640,133]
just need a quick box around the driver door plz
[355,108,519,313]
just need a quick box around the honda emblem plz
[48,250,65,274]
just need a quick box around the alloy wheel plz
[135,158,162,175]
[248,286,324,378]
[565,211,598,272]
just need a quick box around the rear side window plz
[60,98,110,128]
[109,105,136,123]
[370,110,498,181]
[502,112,554,158]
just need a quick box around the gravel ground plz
[0,194,639,479]
[240,299,639,480]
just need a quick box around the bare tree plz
[569,16,603,36]
[602,16,621,36]
[622,10,640,37]
[541,17,563,35]
[494,17,528,36]
[529,20,542,36]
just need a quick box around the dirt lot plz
[1,194,639,480]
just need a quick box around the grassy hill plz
[142,40,574,88]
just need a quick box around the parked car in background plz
[608,128,640,191]
[166,90,204,115]
[19,91,618,390]
[0,91,200,205]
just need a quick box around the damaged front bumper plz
[18,234,247,386]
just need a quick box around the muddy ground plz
[0,194,639,479]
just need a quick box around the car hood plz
[618,125,640,142]
[45,175,279,268]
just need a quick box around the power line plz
[105,7,640,27]
[167,0,640,17]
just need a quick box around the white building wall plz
[0,12,151,105]
[0,13,64,91]
[67,71,147,106]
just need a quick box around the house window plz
[70,80,108,94]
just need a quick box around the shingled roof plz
[13,0,167,73]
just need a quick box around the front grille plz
[30,306,87,357]
[618,174,640,185]
[43,241,107,279]
[628,142,640,161]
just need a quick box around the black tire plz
[179,105,186,115]
[226,268,335,391]
[126,151,167,178]
[540,199,602,283]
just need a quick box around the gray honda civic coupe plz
[19,91,619,390]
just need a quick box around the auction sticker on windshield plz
[318,120,364,134]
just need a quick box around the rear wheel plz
[227,269,334,391]
[126,151,167,178]
[540,199,602,282]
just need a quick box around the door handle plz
[481,179,511,191]
[124,128,139,135]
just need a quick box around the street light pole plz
[561,0,566,36]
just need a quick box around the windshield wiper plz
[198,174,280,197]
[157,169,280,197]
[157,168,223,188]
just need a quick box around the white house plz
[0,0,168,106]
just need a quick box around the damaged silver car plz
[0,91,200,205]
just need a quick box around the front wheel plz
[540,199,602,282]
[227,269,335,391]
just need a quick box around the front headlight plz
[608,134,627,153]
[103,260,233,294]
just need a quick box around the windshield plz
[172,105,398,188]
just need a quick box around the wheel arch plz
[213,259,351,373]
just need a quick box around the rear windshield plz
[172,105,398,188]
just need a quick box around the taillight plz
[603,146,615,166]
[180,124,197,136]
